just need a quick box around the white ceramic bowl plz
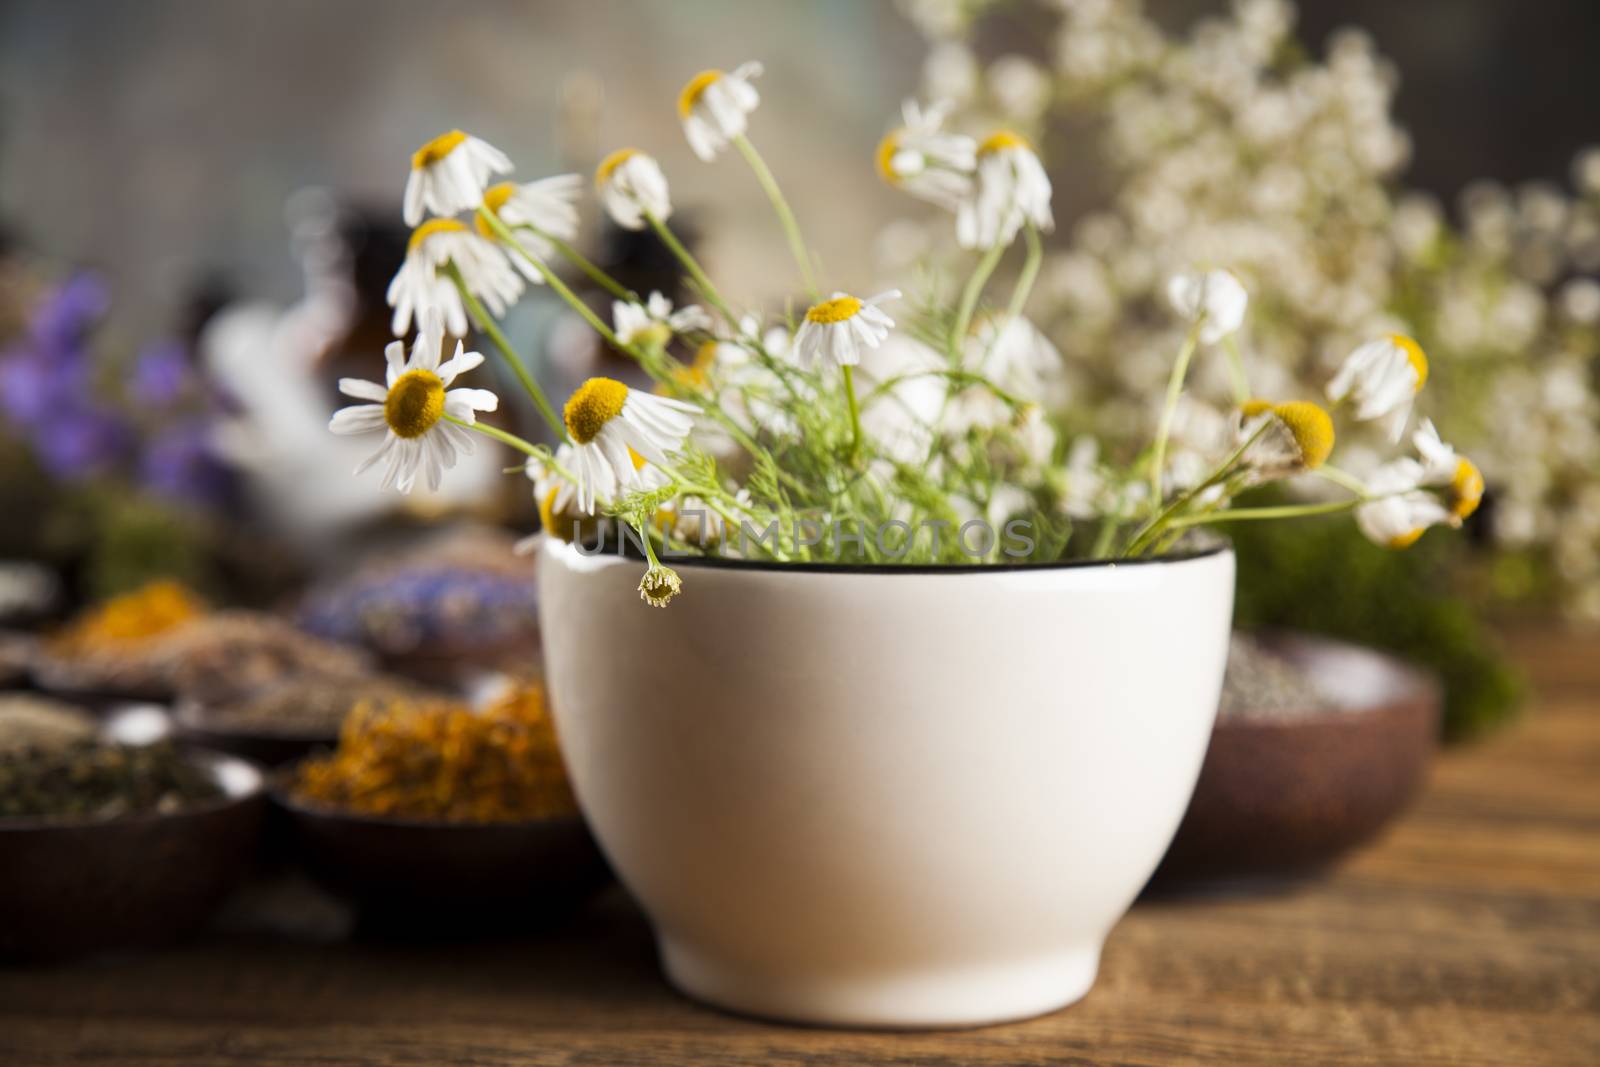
[538,541,1235,1028]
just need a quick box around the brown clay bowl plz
[271,783,610,935]
[0,749,266,961]
[1150,631,1441,889]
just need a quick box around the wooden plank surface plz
[2,626,1596,1066]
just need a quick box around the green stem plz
[732,133,818,299]
[1223,335,1251,406]
[1122,422,1270,557]
[1004,225,1044,325]
[842,364,863,461]
[951,240,1007,361]
[1147,324,1201,509]
[446,414,544,458]
[1164,498,1363,528]
[644,212,738,325]
[444,264,565,441]
[475,209,622,350]
[1316,464,1369,496]
[1090,517,1121,559]
[538,230,636,302]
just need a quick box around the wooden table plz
[3,628,1596,1066]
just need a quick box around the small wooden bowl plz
[271,786,610,934]
[0,749,266,961]
[1151,631,1441,889]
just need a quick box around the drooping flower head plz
[595,149,672,230]
[1166,269,1249,344]
[876,99,976,212]
[1413,419,1483,522]
[476,174,583,267]
[403,130,512,226]
[329,311,499,494]
[1237,398,1336,476]
[1327,334,1429,442]
[562,377,699,513]
[792,290,901,372]
[957,131,1053,249]
[387,219,526,337]
[1356,458,1450,549]
[678,62,764,162]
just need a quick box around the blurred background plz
[3,0,1597,334]
[0,0,1597,740]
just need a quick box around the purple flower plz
[32,404,131,480]
[29,273,110,355]
[139,420,232,508]
[0,349,86,428]
[131,341,191,408]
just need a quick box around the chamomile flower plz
[595,149,672,230]
[477,175,582,266]
[678,62,764,162]
[562,377,699,513]
[1356,458,1451,549]
[956,131,1053,249]
[1413,419,1484,521]
[793,291,901,371]
[876,99,976,211]
[387,219,524,337]
[613,291,715,350]
[329,312,498,494]
[519,443,606,551]
[638,564,683,608]
[1166,269,1249,344]
[403,130,512,227]
[1236,399,1336,476]
[1327,334,1429,442]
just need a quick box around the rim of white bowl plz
[559,534,1231,576]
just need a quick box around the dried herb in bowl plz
[192,673,437,738]
[0,739,221,821]
[291,684,577,823]
[0,694,97,756]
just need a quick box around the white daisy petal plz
[330,404,387,435]
[596,150,672,230]
[338,378,388,403]
[404,130,512,225]
[678,64,764,161]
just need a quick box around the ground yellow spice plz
[50,580,206,652]
[292,683,578,823]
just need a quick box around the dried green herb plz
[0,739,220,820]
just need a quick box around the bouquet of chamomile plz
[330,62,1480,606]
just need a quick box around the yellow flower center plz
[1240,398,1273,418]
[384,369,445,439]
[1450,457,1484,520]
[1270,401,1335,469]
[1390,333,1429,391]
[1388,528,1426,550]
[564,377,629,444]
[875,132,903,183]
[411,130,467,170]
[538,488,568,542]
[978,130,1030,156]
[678,70,723,119]
[408,217,468,255]
[806,296,863,324]
[595,148,639,186]
[475,182,516,238]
